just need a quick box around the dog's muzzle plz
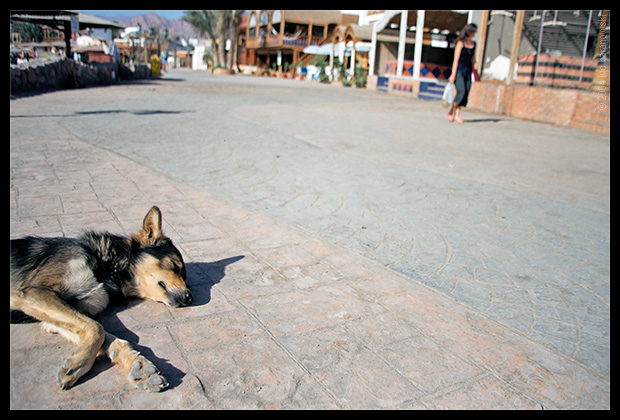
[172,289,193,307]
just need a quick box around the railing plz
[283,36,308,47]
[247,34,324,49]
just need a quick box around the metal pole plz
[579,10,593,83]
[534,10,546,85]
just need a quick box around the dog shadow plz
[88,255,245,390]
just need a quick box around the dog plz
[10,206,193,392]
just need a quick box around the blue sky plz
[80,10,186,20]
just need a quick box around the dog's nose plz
[183,289,193,305]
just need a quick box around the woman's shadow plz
[86,255,245,390]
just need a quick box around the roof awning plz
[303,41,372,56]
[10,10,124,30]
[377,10,469,34]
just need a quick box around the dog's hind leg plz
[10,287,105,390]
[99,332,168,392]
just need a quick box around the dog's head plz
[128,206,193,308]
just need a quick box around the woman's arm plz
[449,40,462,83]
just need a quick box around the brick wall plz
[570,90,611,133]
[468,81,610,134]
[516,54,597,90]
[467,80,514,115]
[511,85,579,126]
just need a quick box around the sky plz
[80,10,187,20]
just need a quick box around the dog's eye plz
[158,281,167,291]
[162,258,179,272]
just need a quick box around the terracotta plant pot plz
[212,68,234,75]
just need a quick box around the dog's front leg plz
[99,332,168,392]
[11,287,105,390]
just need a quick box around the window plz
[272,10,282,35]
[259,11,269,37]
[249,13,257,37]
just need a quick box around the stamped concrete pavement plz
[10,70,609,409]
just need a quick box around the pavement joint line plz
[233,298,346,409]
[11,71,609,408]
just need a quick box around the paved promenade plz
[11,70,609,409]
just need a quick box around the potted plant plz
[334,58,351,87]
[318,62,330,83]
[282,62,290,78]
[353,66,368,88]
[212,65,233,75]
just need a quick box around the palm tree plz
[182,10,242,71]
[229,10,243,72]
[182,10,224,68]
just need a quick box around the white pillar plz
[413,10,425,81]
[349,41,356,74]
[329,42,334,80]
[369,22,377,76]
[396,10,408,78]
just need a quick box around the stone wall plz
[10,56,150,95]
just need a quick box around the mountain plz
[103,12,201,39]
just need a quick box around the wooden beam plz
[507,10,525,85]
[64,20,72,58]
[475,10,489,75]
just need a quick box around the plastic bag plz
[442,82,455,108]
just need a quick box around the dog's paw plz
[128,355,168,392]
[57,354,92,390]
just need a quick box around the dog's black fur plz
[10,206,192,392]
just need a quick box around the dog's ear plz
[142,206,162,241]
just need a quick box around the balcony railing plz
[246,34,324,49]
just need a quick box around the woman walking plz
[448,23,477,123]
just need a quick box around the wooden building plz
[241,10,358,73]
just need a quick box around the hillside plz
[103,12,200,39]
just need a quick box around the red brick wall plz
[511,85,578,126]
[468,81,610,134]
[467,80,513,115]
[516,54,597,90]
[570,90,610,133]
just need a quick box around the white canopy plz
[303,41,372,56]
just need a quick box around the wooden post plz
[475,10,489,75]
[507,10,525,85]
[64,20,72,58]
[594,10,609,59]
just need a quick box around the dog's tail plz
[10,310,39,324]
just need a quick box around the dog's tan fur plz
[10,206,192,392]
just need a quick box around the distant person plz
[447,23,477,123]
[161,50,168,72]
